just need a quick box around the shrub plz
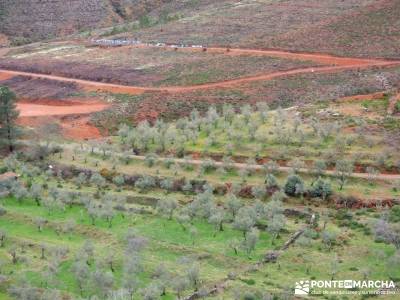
[145,154,158,168]
[309,178,332,200]
[389,206,400,223]
[135,176,156,192]
[200,159,217,173]
[284,174,304,196]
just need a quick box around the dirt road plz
[1,61,399,95]
[132,43,383,66]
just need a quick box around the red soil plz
[60,116,103,140]
[17,99,109,140]
[17,101,109,117]
[0,72,14,81]
[133,44,378,66]
[337,92,387,102]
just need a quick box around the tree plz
[141,282,161,300]
[152,264,170,296]
[86,202,100,226]
[335,160,354,190]
[186,262,200,292]
[145,153,158,168]
[0,230,6,247]
[322,230,337,251]
[157,198,178,220]
[34,217,47,232]
[374,218,400,249]
[263,160,279,175]
[312,160,327,184]
[251,185,266,200]
[9,245,18,264]
[226,193,242,219]
[172,276,189,299]
[182,179,193,194]
[189,226,198,245]
[0,86,19,152]
[11,182,28,204]
[284,174,304,197]
[330,253,339,280]
[309,178,332,200]
[102,199,115,228]
[267,213,286,244]
[123,255,142,299]
[113,175,125,191]
[243,227,259,257]
[176,211,190,231]
[233,206,257,239]
[288,158,305,174]
[91,269,114,298]
[30,183,43,206]
[265,173,279,189]
[264,195,284,219]
[160,178,174,193]
[229,238,240,255]
[208,206,225,235]
[80,240,95,266]
[366,166,379,184]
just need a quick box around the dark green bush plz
[284,174,303,196]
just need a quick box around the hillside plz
[1,0,399,59]
[0,0,171,45]
[269,0,400,59]
[111,0,399,59]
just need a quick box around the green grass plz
[1,154,399,298]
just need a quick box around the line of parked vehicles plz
[91,38,206,50]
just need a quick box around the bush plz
[389,206,400,223]
[284,174,304,196]
[145,154,158,168]
[199,159,217,174]
[135,176,156,191]
[309,178,332,200]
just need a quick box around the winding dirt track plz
[1,46,399,95]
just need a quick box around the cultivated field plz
[1,103,400,299]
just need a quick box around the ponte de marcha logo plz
[295,280,310,295]
[294,279,397,296]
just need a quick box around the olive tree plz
[233,206,257,239]
[335,160,354,190]
[157,198,178,220]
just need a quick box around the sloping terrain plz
[112,0,399,57]
[269,0,400,59]
[0,0,171,45]
[0,44,324,87]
